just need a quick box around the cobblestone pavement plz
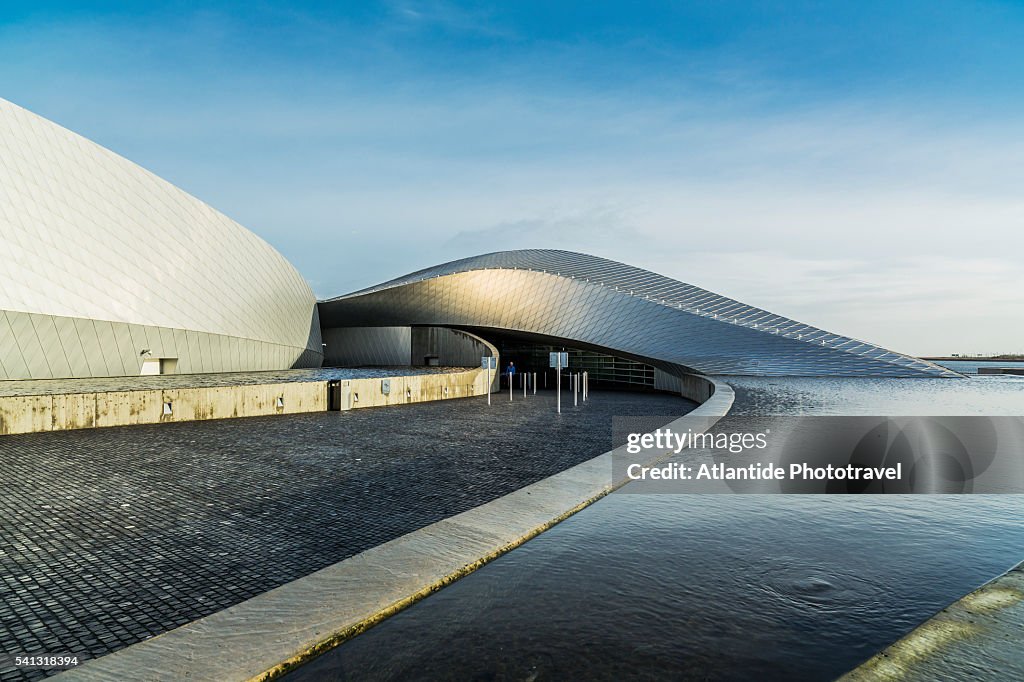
[0,390,693,681]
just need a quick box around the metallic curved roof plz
[321,250,959,378]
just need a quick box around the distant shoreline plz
[922,357,1024,363]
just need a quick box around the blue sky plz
[2,1,1023,355]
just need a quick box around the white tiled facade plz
[0,98,321,380]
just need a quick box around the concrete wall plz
[654,367,718,403]
[0,381,326,435]
[330,368,492,411]
[0,367,493,436]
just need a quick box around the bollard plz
[574,373,578,406]
[533,372,537,395]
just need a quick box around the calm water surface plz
[287,374,1024,682]
[937,359,1024,375]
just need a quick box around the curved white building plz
[0,99,958,382]
[320,250,959,378]
[0,98,322,380]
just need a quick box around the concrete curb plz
[838,561,1024,682]
[55,377,734,682]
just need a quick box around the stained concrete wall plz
[331,368,492,411]
[0,381,326,435]
[0,367,493,436]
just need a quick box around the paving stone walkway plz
[0,390,692,681]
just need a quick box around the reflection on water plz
[726,373,1024,417]
[938,359,1024,375]
[286,375,1024,682]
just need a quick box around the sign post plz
[482,356,496,405]
[549,351,568,414]
[557,356,562,412]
